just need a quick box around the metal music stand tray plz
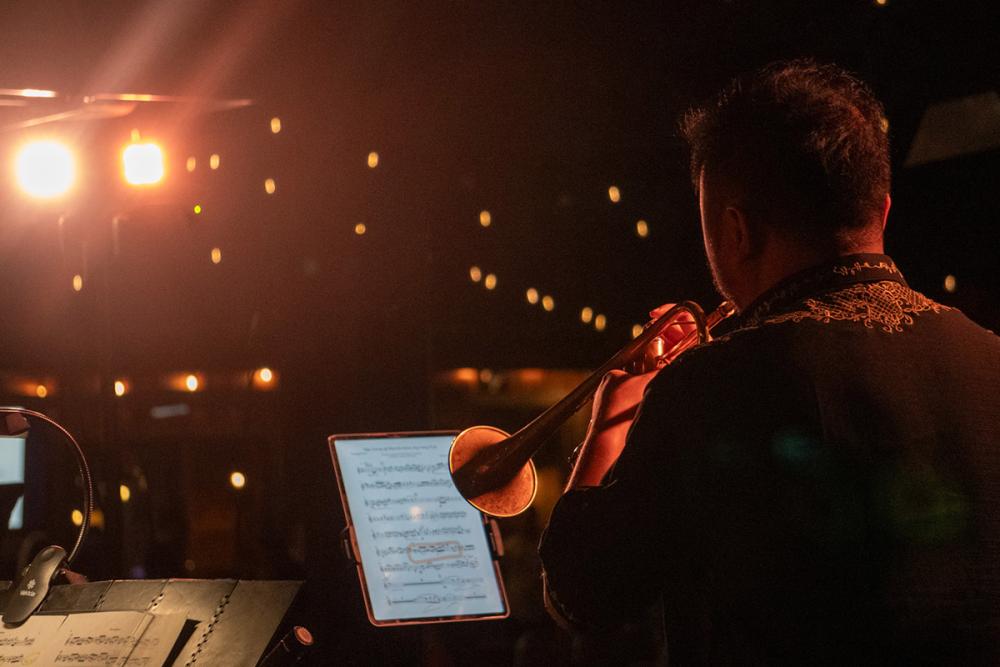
[0,578,301,666]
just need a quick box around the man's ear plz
[723,205,755,260]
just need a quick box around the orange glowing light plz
[186,156,197,172]
[185,374,199,392]
[253,367,277,390]
[608,186,621,203]
[119,484,131,503]
[15,141,75,198]
[114,380,128,397]
[211,247,222,264]
[484,274,497,290]
[264,178,276,194]
[35,384,48,398]
[122,142,164,185]
[580,307,594,323]
[636,220,649,238]
[479,210,492,227]
[230,471,246,489]
[944,275,956,293]
[526,288,539,304]
[71,509,83,526]
[354,223,367,235]
[542,295,555,311]
[72,274,83,292]
[632,324,643,339]
[594,314,607,331]
[469,266,482,282]
[367,151,379,168]
[209,153,221,170]
[270,117,282,134]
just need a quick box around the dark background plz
[0,1,996,664]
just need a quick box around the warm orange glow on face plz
[122,142,164,185]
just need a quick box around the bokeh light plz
[526,288,539,304]
[122,142,164,185]
[15,141,75,198]
[469,266,482,282]
[230,471,246,489]
[367,151,379,168]
[484,273,497,290]
[608,185,621,203]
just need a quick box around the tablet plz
[329,431,510,626]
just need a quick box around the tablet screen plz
[330,433,509,625]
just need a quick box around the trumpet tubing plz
[449,300,736,518]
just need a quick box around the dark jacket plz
[540,254,1000,665]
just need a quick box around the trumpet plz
[448,300,736,518]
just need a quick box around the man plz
[539,60,1000,664]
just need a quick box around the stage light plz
[193,204,202,215]
[469,266,482,282]
[580,307,594,323]
[944,275,957,293]
[230,471,246,490]
[367,151,379,168]
[119,484,131,503]
[542,295,555,311]
[632,324,643,339]
[484,273,497,290]
[526,288,539,304]
[608,185,621,203]
[636,220,649,238]
[211,247,222,264]
[71,509,83,526]
[595,314,607,331]
[35,384,48,398]
[15,141,75,198]
[185,374,199,392]
[258,367,273,383]
[270,117,282,134]
[186,156,197,172]
[354,223,367,235]
[114,380,128,397]
[479,210,492,227]
[264,178,276,194]
[122,142,164,186]
[209,153,220,170]
[72,274,83,292]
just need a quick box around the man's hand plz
[565,303,697,489]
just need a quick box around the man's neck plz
[736,240,885,311]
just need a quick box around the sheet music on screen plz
[334,434,506,622]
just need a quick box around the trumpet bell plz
[449,425,538,517]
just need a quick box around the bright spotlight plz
[122,143,164,185]
[15,141,75,198]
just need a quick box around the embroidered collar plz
[738,253,906,328]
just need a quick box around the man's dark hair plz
[681,59,890,246]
